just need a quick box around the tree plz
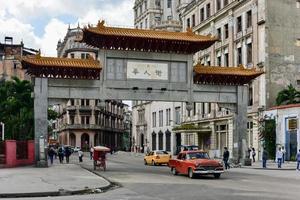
[0,77,58,140]
[276,84,300,105]
[0,77,34,140]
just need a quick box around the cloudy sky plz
[0,0,134,56]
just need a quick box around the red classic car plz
[168,150,224,179]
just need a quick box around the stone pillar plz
[34,78,48,167]
[210,122,216,149]
[90,132,95,147]
[232,85,248,164]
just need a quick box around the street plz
[4,152,299,200]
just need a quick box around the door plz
[290,132,297,160]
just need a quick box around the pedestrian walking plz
[276,147,283,168]
[281,146,286,163]
[65,146,72,164]
[296,149,300,171]
[223,147,230,170]
[58,146,64,164]
[48,146,55,165]
[252,147,256,162]
[78,149,83,162]
[262,148,268,168]
[90,147,94,160]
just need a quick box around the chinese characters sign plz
[127,61,168,80]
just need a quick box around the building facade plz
[0,36,37,81]
[134,0,182,31]
[264,104,300,161]
[132,0,184,155]
[178,0,300,160]
[55,26,126,150]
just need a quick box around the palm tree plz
[276,84,300,106]
[0,77,34,140]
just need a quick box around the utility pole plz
[0,122,4,141]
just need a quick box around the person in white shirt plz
[78,149,83,162]
[276,147,283,168]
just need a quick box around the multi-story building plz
[55,26,126,150]
[132,0,185,155]
[0,36,37,81]
[178,0,300,160]
[134,0,182,31]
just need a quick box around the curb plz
[0,166,114,198]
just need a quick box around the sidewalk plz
[0,163,110,198]
[243,160,297,170]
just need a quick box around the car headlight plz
[218,161,223,166]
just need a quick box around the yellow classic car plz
[144,150,171,166]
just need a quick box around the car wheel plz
[144,159,147,165]
[171,167,178,175]
[214,173,221,179]
[152,160,156,166]
[188,168,195,179]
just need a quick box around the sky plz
[0,0,134,56]
[0,0,134,108]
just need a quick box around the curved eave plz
[80,27,217,54]
[193,65,264,85]
[21,57,101,80]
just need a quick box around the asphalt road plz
[5,152,300,200]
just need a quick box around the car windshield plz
[156,151,168,155]
[187,152,209,160]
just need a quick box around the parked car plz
[144,150,171,166]
[73,146,81,152]
[176,145,199,155]
[169,150,224,179]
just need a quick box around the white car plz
[73,146,81,152]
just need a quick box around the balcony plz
[79,106,92,112]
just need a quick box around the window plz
[216,0,221,11]
[70,99,74,106]
[81,53,85,59]
[201,103,205,114]
[224,0,228,6]
[224,53,229,67]
[152,112,156,127]
[81,99,85,106]
[175,107,181,124]
[70,116,75,124]
[167,15,172,20]
[155,0,160,7]
[237,16,242,33]
[144,0,147,10]
[217,55,221,66]
[139,5,142,15]
[81,116,85,124]
[135,9,138,18]
[86,116,90,125]
[237,47,242,65]
[159,110,163,127]
[192,14,195,27]
[208,103,211,113]
[206,4,211,18]
[166,108,171,126]
[248,83,253,106]
[140,22,143,29]
[224,24,229,39]
[247,43,252,64]
[200,8,205,21]
[145,18,148,29]
[70,53,74,58]
[246,10,252,28]
[187,18,190,28]
[167,0,172,8]
[217,28,222,40]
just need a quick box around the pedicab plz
[93,146,110,171]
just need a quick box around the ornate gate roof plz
[193,64,263,85]
[21,54,101,79]
[78,20,217,54]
